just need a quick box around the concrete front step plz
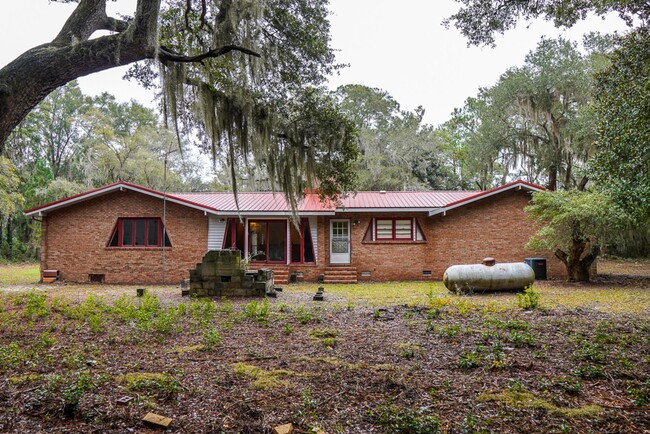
[324,266,357,284]
[325,270,357,276]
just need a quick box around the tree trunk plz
[0,0,161,149]
[555,242,600,283]
[566,261,591,282]
[6,217,12,259]
[547,164,557,191]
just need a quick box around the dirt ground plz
[0,260,648,433]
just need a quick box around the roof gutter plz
[335,207,437,213]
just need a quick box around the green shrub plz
[397,343,421,359]
[517,285,540,310]
[440,324,461,339]
[24,291,49,319]
[487,341,508,369]
[243,299,271,323]
[38,330,57,348]
[218,297,234,314]
[627,380,649,405]
[189,297,216,328]
[152,309,179,335]
[0,342,26,369]
[49,295,70,313]
[202,327,222,351]
[62,371,96,417]
[135,292,161,327]
[301,387,318,410]
[112,294,137,322]
[87,314,104,333]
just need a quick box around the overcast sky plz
[0,1,628,126]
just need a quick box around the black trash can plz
[524,258,547,280]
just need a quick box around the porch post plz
[243,218,248,259]
[286,219,290,265]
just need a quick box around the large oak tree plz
[446,0,650,215]
[0,0,358,202]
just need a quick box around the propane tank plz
[443,258,534,294]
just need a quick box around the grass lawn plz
[0,260,648,433]
[0,263,39,286]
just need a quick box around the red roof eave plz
[24,179,546,218]
[428,180,545,216]
[24,181,219,216]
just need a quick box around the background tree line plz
[1,31,647,266]
[0,82,207,260]
[2,0,648,283]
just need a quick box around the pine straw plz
[0,259,648,432]
[0,288,648,433]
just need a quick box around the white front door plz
[330,220,350,264]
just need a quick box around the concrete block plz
[143,412,172,428]
[273,423,293,434]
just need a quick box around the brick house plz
[24,179,563,284]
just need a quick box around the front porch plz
[215,216,357,284]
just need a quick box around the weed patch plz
[368,404,441,434]
[626,380,649,405]
[7,373,41,385]
[295,305,320,324]
[478,389,603,417]
[396,343,422,359]
[233,362,294,389]
[510,331,536,347]
[308,328,338,339]
[116,372,181,399]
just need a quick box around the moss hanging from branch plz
[157,0,357,211]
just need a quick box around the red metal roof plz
[173,192,334,213]
[337,191,476,209]
[25,180,544,216]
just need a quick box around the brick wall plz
[324,189,564,280]
[424,189,564,279]
[41,190,208,284]
[40,188,565,284]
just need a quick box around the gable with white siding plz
[208,216,226,250]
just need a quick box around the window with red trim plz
[107,218,171,247]
[363,218,426,242]
[375,218,413,240]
